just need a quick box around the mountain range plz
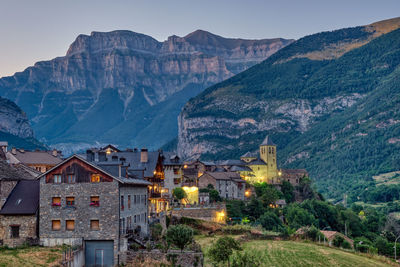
[0,30,293,154]
[177,17,400,201]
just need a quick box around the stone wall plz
[172,205,226,223]
[0,180,17,207]
[0,214,37,247]
[119,185,149,236]
[39,177,120,263]
[122,250,203,267]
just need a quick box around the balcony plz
[150,192,161,198]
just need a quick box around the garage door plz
[85,240,114,267]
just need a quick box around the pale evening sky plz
[0,0,399,77]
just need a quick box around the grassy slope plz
[196,235,395,267]
[0,246,62,267]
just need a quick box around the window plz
[174,178,180,184]
[91,174,100,183]
[134,215,137,224]
[52,220,61,231]
[90,220,99,230]
[66,220,75,231]
[67,174,75,183]
[66,197,75,207]
[173,168,179,175]
[269,147,271,154]
[52,197,61,206]
[121,196,124,211]
[90,196,100,206]
[53,174,62,183]
[10,225,19,238]
[128,195,131,209]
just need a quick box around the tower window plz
[269,147,271,153]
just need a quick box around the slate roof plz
[221,159,246,166]
[0,180,39,215]
[230,165,252,172]
[10,150,62,165]
[106,151,160,178]
[0,159,35,181]
[247,158,267,165]
[204,171,242,180]
[261,135,276,146]
[162,152,183,166]
[241,151,257,158]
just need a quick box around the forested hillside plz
[178,18,400,202]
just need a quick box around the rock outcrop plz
[0,30,293,153]
[0,97,33,139]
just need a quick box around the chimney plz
[86,150,95,162]
[98,151,107,162]
[19,149,25,153]
[141,148,148,163]
[52,149,58,157]
[133,148,138,152]
[11,147,16,155]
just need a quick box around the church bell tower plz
[260,135,277,179]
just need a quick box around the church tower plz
[259,135,278,180]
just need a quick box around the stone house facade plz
[162,153,183,201]
[198,172,245,200]
[0,180,39,247]
[38,155,150,266]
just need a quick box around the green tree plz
[244,198,265,221]
[209,189,221,202]
[284,204,317,229]
[173,187,187,204]
[260,186,282,207]
[258,211,283,231]
[150,223,163,241]
[208,236,242,267]
[281,181,295,203]
[165,224,193,252]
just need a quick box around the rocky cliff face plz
[0,30,293,153]
[0,97,33,138]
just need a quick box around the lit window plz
[173,168,179,175]
[90,220,100,230]
[66,220,75,231]
[10,225,19,238]
[90,196,100,206]
[67,174,75,183]
[66,197,75,207]
[52,197,61,206]
[52,220,61,231]
[91,174,100,183]
[54,174,62,183]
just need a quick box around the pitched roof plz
[9,150,62,165]
[38,155,150,186]
[221,159,246,166]
[230,165,252,172]
[0,180,39,215]
[106,151,160,178]
[162,152,183,166]
[261,135,276,146]
[204,171,242,180]
[241,151,257,158]
[0,159,35,181]
[247,158,267,165]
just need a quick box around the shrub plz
[150,223,163,241]
[130,243,141,251]
[208,236,242,266]
[332,235,345,248]
[341,240,352,249]
[306,226,322,242]
[258,211,283,232]
[165,224,194,252]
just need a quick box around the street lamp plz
[394,234,400,262]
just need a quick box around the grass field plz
[196,235,396,267]
[0,246,62,267]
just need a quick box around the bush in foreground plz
[166,224,194,252]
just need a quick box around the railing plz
[150,192,161,198]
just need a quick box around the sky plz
[0,0,399,77]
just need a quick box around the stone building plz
[198,171,246,200]
[281,169,308,186]
[86,147,168,215]
[6,147,63,173]
[162,153,183,201]
[0,180,39,247]
[38,155,150,266]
